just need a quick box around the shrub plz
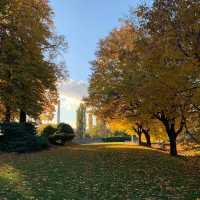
[0,123,49,153]
[40,125,57,138]
[36,136,49,149]
[57,123,74,133]
[49,123,75,145]
[102,136,131,143]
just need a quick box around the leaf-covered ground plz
[0,143,200,200]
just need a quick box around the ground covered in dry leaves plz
[0,143,200,200]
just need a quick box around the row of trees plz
[86,0,200,156]
[0,0,66,123]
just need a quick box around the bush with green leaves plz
[40,125,57,138]
[102,136,131,143]
[0,123,49,153]
[49,123,75,145]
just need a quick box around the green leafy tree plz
[76,103,86,137]
[0,0,67,123]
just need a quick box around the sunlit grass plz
[0,143,200,200]
[0,164,34,199]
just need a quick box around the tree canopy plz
[0,0,67,122]
[86,0,200,156]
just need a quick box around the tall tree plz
[86,23,151,146]
[76,103,86,138]
[0,0,67,123]
[87,0,200,156]
[131,0,200,155]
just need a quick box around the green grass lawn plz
[0,143,200,200]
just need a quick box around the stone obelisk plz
[57,99,61,124]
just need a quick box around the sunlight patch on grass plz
[0,164,34,199]
[82,142,168,154]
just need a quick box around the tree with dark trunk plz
[138,132,142,145]
[142,128,151,147]
[86,0,200,156]
[154,112,185,156]
[133,122,151,147]
[0,0,67,123]
[20,110,27,123]
[133,123,143,145]
[4,105,11,123]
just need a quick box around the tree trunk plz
[20,110,27,123]
[154,112,185,156]
[144,130,151,147]
[4,106,11,123]
[138,133,142,145]
[169,133,177,156]
[133,125,142,145]
[165,122,178,156]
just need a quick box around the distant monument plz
[57,100,61,124]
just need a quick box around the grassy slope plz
[0,143,200,200]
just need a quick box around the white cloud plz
[59,79,88,100]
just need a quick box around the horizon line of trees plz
[86,0,200,156]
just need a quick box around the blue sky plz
[49,0,151,127]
